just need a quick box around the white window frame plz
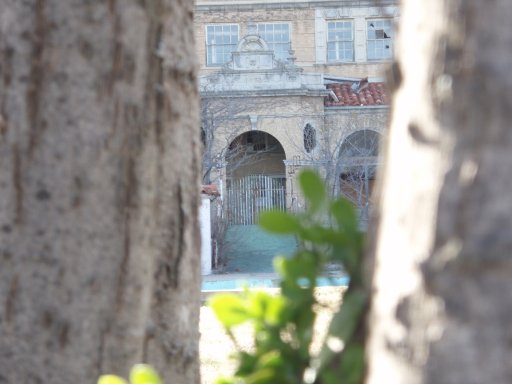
[326,20,354,62]
[256,22,291,62]
[205,24,239,66]
[367,19,393,61]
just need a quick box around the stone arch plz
[225,130,287,226]
[225,130,286,180]
[338,128,381,160]
[337,129,382,225]
[235,34,271,52]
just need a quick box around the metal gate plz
[226,175,286,225]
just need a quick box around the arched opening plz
[337,129,381,224]
[226,130,286,179]
[225,131,286,225]
[221,131,294,274]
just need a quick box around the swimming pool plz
[201,275,349,292]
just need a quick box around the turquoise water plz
[202,276,349,292]
[222,225,297,273]
[210,224,348,292]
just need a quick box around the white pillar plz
[200,197,212,275]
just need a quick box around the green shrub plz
[210,170,368,384]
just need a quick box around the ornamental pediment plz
[229,34,275,70]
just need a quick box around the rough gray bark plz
[366,1,512,383]
[0,1,200,383]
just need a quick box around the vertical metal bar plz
[234,182,237,225]
[236,179,239,226]
[247,176,250,225]
[242,177,245,226]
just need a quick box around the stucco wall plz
[206,94,326,162]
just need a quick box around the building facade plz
[195,0,398,232]
[195,0,399,77]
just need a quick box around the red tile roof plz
[325,82,389,107]
[201,184,220,197]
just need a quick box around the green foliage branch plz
[210,170,368,384]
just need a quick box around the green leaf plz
[236,352,260,376]
[256,351,283,370]
[319,370,339,384]
[129,364,162,384]
[298,170,326,213]
[328,291,367,341]
[298,225,337,243]
[213,378,236,384]
[259,211,301,234]
[330,199,358,233]
[245,368,278,384]
[316,291,367,369]
[277,254,317,282]
[263,296,287,325]
[331,243,357,272]
[246,291,286,325]
[209,293,251,328]
[339,344,365,384]
[97,375,129,384]
[273,256,286,276]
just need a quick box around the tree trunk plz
[366,1,512,383]
[0,1,200,383]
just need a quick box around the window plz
[228,131,281,154]
[338,130,381,222]
[303,124,317,153]
[246,131,280,152]
[257,23,291,61]
[247,131,267,151]
[327,21,354,62]
[367,19,393,60]
[340,130,380,159]
[206,24,239,66]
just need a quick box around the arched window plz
[338,129,381,224]
[303,124,317,153]
[339,129,380,159]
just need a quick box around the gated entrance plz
[226,175,286,225]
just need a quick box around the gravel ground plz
[199,286,345,384]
